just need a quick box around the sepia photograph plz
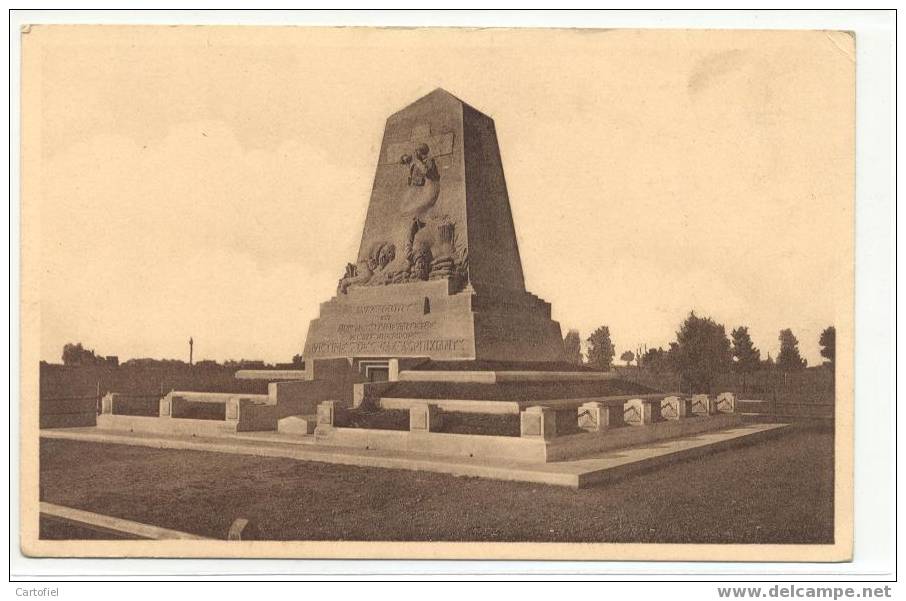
[14,12,887,575]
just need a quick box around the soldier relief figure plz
[399,143,440,215]
[337,139,466,294]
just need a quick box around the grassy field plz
[39,425,834,544]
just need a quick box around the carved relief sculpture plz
[337,136,468,293]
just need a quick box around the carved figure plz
[410,241,433,281]
[337,258,375,294]
[399,143,440,215]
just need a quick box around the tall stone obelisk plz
[303,89,566,364]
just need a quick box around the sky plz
[26,26,854,366]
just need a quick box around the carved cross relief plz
[383,123,455,166]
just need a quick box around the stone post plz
[101,393,115,415]
[520,406,556,439]
[662,395,693,420]
[316,400,336,432]
[716,392,736,413]
[352,383,366,408]
[409,403,443,433]
[578,401,624,431]
[625,398,662,426]
[225,397,241,422]
[577,401,603,431]
[691,394,715,415]
[159,394,172,418]
[388,358,400,382]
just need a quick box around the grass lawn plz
[39,424,834,543]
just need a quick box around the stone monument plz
[303,89,567,366]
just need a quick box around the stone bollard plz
[691,394,716,415]
[101,393,116,415]
[624,398,662,426]
[661,395,693,420]
[716,392,736,413]
[409,403,443,433]
[578,401,624,431]
[520,406,557,439]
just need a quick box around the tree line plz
[53,342,305,370]
[563,314,835,393]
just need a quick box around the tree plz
[562,330,583,365]
[667,312,732,393]
[291,353,305,367]
[731,326,761,393]
[62,342,99,366]
[777,328,807,371]
[640,346,670,373]
[586,326,616,371]
[731,326,761,372]
[620,350,635,367]
[819,326,836,369]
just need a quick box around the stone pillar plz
[662,395,693,420]
[520,406,556,439]
[578,401,623,431]
[101,393,115,415]
[625,398,661,426]
[691,394,716,415]
[578,401,603,431]
[352,383,366,408]
[716,392,736,413]
[159,394,172,418]
[316,400,336,431]
[388,358,400,382]
[409,403,443,432]
[225,397,241,422]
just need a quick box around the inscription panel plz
[304,295,476,360]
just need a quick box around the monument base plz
[302,278,567,364]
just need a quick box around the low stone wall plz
[101,393,159,417]
[310,410,741,464]
[234,398,279,432]
[235,369,307,381]
[397,370,622,384]
[310,393,740,463]
[380,393,671,415]
[97,414,241,436]
[99,391,278,434]
[268,377,363,417]
[313,424,548,462]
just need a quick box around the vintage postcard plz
[20,25,854,561]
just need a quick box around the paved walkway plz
[41,422,789,488]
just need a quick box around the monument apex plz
[303,89,566,365]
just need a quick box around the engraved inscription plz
[309,338,467,356]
